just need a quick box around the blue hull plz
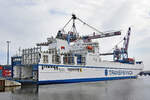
[37,76,137,85]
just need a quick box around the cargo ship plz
[11,14,144,84]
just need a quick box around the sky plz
[0,0,150,70]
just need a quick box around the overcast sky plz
[0,0,150,70]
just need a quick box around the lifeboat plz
[61,46,65,49]
[86,45,93,50]
[128,58,134,62]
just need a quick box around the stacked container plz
[2,70,11,77]
[1,65,12,77]
[0,66,2,77]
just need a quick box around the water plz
[0,77,150,100]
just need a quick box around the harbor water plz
[0,76,150,100]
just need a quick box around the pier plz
[0,78,21,87]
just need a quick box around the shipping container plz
[3,66,12,70]
[0,70,2,77]
[2,69,11,77]
[0,70,2,74]
[0,66,3,70]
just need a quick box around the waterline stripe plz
[37,76,137,84]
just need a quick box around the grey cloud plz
[0,0,150,70]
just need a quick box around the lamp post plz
[6,41,11,65]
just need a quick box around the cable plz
[77,18,104,34]
[61,14,104,36]
[62,18,72,30]
[107,38,124,53]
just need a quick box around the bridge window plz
[43,55,48,63]
[52,55,61,64]
[63,55,74,65]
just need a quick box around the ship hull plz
[37,64,142,85]
[37,76,137,84]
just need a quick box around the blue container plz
[3,66,12,70]
[0,70,2,77]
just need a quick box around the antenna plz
[6,41,11,65]
[19,47,21,56]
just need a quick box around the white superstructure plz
[37,38,143,84]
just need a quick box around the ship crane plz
[36,14,121,46]
[58,14,121,42]
[123,27,131,56]
[113,27,131,61]
[101,27,133,63]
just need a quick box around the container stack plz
[2,69,11,77]
[0,66,2,77]
[0,65,12,78]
